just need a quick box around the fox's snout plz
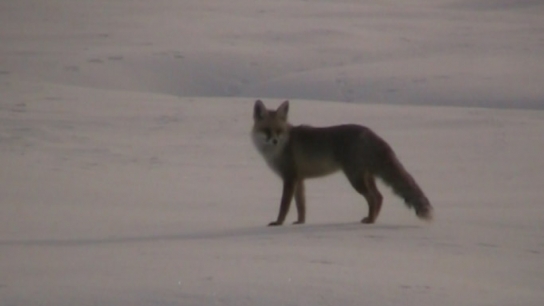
[264,133,280,147]
[266,132,280,145]
[252,128,286,156]
[259,128,284,147]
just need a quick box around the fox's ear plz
[253,100,267,121]
[276,100,289,120]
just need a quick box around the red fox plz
[251,100,432,226]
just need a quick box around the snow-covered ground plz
[1,1,543,305]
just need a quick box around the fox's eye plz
[262,128,271,139]
[274,129,282,135]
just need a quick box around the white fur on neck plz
[251,131,288,175]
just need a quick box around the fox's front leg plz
[293,180,305,224]
[268,179,296,226]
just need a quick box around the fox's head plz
[251,100,291,157]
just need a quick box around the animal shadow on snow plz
[0,223,419,248]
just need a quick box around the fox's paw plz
[361,217,376,224]
[293,220,305,225]
[416,206,433,222]
[268,221,283,226]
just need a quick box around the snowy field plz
[1,1,544,305]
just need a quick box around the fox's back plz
[288,124,392,178]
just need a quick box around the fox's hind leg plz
[361,173,383,223]
[345,170,383,224]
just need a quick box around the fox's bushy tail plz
[375,153,433,221]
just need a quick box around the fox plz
[251,99,432,226]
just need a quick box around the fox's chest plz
[253,151,289,178]
[264,157,285,177]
